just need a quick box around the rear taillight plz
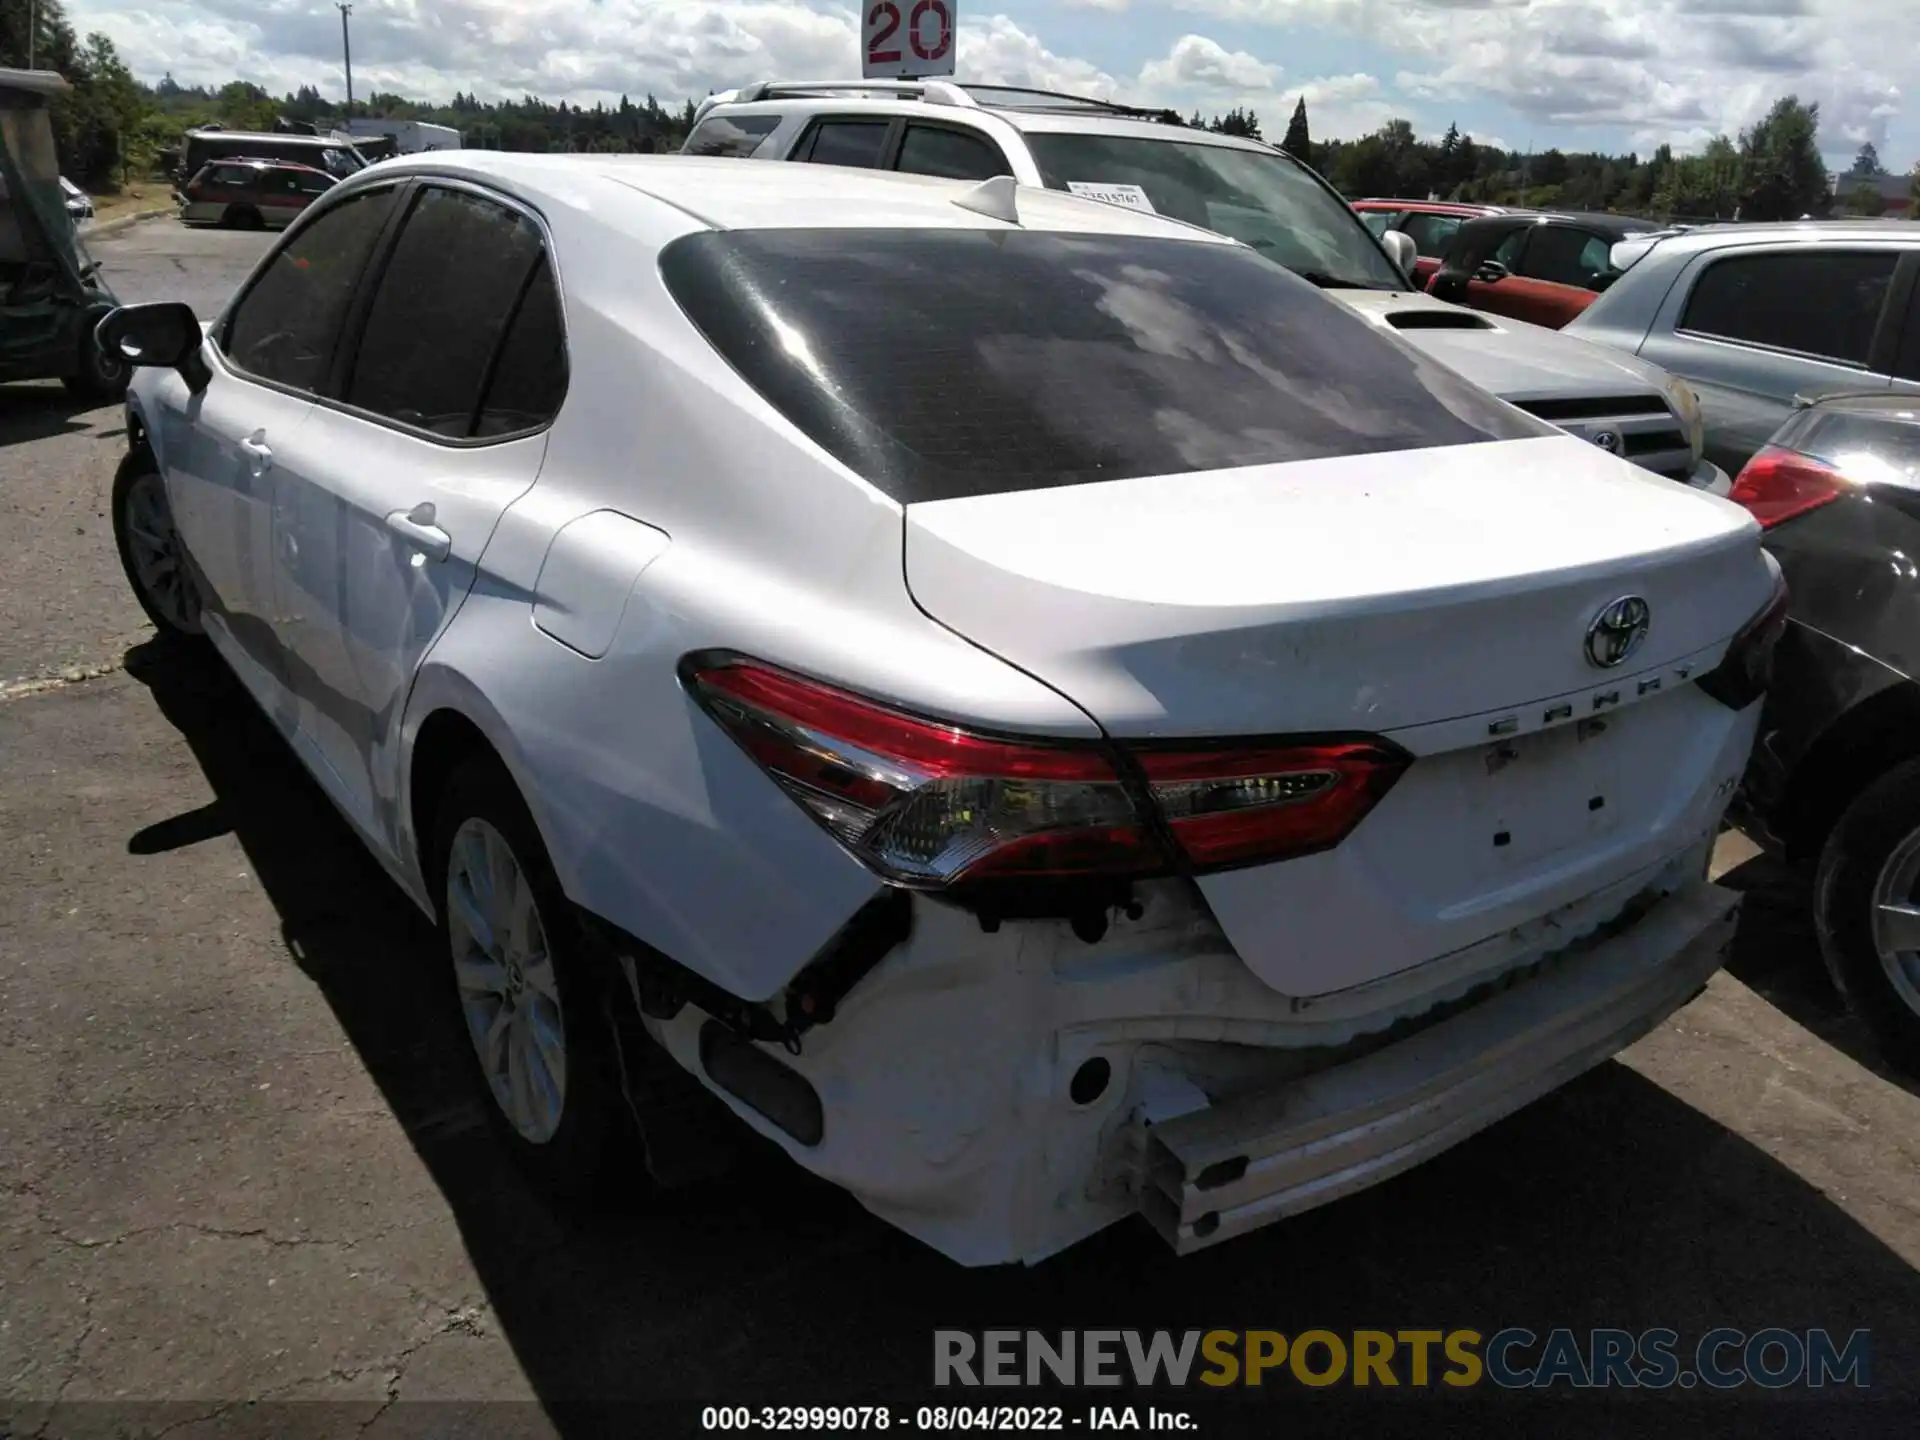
[685,657,1409,888]
[1728,446,1847,529]
[1695,576,1790,711]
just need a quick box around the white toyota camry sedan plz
[101,152,1785,1266]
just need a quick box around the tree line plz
[6,0,1915,225]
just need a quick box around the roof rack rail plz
[733,79,978,107]
[956,84,1178,122]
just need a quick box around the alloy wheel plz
[122,472,202,634]
[446,816,568,1144]
[1867,824,1920,1019]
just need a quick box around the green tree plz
[217,80,279,132]
[1651,135,1744,220]
[1281,96,1311,163]
[1849,141,1881,177]
[1843,179,1886,216]
[1738,95,1827,220]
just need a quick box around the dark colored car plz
[0,68,126,399]
[1429,212,1663,329]
[177,159,336,230]
[1727,392,1920,1069]
[1349,200,1517,287]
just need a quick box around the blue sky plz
[70,0,1918,169]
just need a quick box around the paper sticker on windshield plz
[1066,182,1157,214]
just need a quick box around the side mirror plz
[1474,260,1511,284]
[1379,229,1418,282]
[1589,271,1619,293]
[96,302,210,393]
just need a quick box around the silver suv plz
[1569,221,1920,475]
[688,80,1727,492]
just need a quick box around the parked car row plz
[66,74,1920,1269]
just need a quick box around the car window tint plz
[1898,287,1920,382]
[803,121,890,169]
[345,187,544,437]
[210,165,252,187]
[294,171,332,196]
[222,188,398,393]
[1681,250,1898,366]
[1358,211,1393,238]
[1490,228,1528,268]
[661,228,1548,504]
[683,114,781,158]
[1398,214,1461,259]
[474,257,567,437]
[895,126,1011,181]
[1524,227,1611,288]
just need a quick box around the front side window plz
[1489,228,1528,269]
[1024,133,1404,290]
[684,114,781,159]
[1523,227,1612,288]
[662,228,1547,504]
[1680,250,1898,367]
[343,186,547,437]
[1399,213,1462,259]
[221,187,398,393]
[895,125,1011,181]
[802,121,890,169]
[1358,211,1394,238]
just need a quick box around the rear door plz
[1638,246,1904,473]
[270,181,562,848]
[1463,226,1584,324]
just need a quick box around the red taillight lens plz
[1728,446,1847,529]
[686,659,1159,886]
[1695,575,1790,711]
[686,657,1411,888]
[1138,742,1411,869]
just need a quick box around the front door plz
[270,183,566,847]
[167,184,404,692]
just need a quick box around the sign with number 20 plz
[863,0,956,79]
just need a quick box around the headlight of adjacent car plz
[1663,376,1705,467]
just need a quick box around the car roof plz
[345,151,1247,243]
[1632,218,1920,255]
[1803,391,1920,420]
[696,81,1284,155]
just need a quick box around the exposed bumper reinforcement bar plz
[1139,880,1739,1254]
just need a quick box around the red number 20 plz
[908,0,951,61]
[867,2,901,64]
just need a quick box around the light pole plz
[337,2,354,121]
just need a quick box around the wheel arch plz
[400,667,580,913]
[1780,680,1920,862]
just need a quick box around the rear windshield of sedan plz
[660,228,1549,503]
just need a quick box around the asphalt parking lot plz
[4,219,1920,1438]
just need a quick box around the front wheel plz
[111,455,205,643]
[431,756,637,1198]
[1814,758,1920,1073]
[63,325,130,402]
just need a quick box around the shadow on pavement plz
[0,382,108,445]
[123,639,1920,1433]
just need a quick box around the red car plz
[1425,212,1664,329]
[1350,200,1519,287]
[176,158,336,230]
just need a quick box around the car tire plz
[63,325,131,402]
[223,205,264,230]
[431,754,638,1200]
[1814,758,1920,1073]
[110,453,207,645]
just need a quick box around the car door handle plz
[238,431,272,475]
[385,502,452,563]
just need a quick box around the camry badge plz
[1586,595,1651,669]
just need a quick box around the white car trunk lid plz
[904,433,1773,994]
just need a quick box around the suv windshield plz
[1024,133,1406,291]
[661,228,1542,504]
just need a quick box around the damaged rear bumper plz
[1138,879,1737,1253]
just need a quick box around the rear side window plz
[1680,250,1898,367]
[684,114,781,159]
[895,126,1011,181]
[208,165,253,187]
[222,187,398,393]
[344,186,547,437]
[473,257,568,437]
[1524,227,1611,288]
[661,229,1548,503]
[802,121,890,169]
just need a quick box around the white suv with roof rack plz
[688,80,1728,493]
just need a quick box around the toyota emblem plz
[1585,595,1651,668]
[1590,429,1622,454]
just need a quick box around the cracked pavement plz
[3,221,1920,1438]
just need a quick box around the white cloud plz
[1171,0,1917,156]
[1139,34,1278,92]
[1059,0,1132,11]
